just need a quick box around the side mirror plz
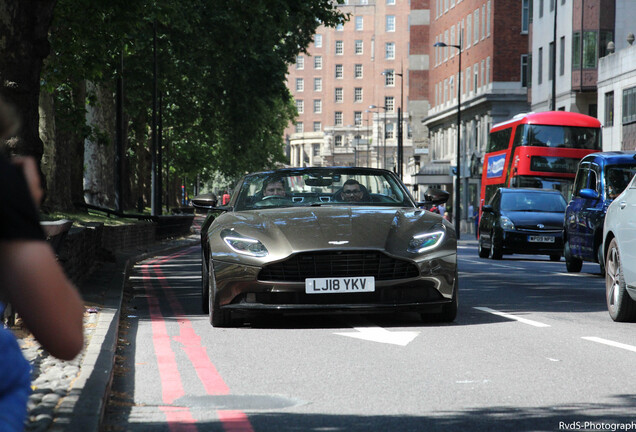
[579,188,600,200]
[482,204,494,213]
[192,193,218,210]
[423,187,450,205]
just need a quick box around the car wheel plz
[208,256,232,327]
[564,239,582,272]
[201,248,209,314]
[596,244,606,275]
[605,238,636,322]
[489,231,503,260]
[477,235,490,258]
[549,254,561,262]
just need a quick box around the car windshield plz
[605,165,636,199]
[500,192,566,212]
[233,168,413,211]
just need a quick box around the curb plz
[49,237,199,431]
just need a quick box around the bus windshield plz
[522,125,601,150]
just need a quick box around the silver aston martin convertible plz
[193,167,457,327]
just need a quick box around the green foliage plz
[43,0,346,208]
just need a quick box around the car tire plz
[564,239,582,272]
[422,277,458,323]
[489,231,503,260]
[549,254,561,262]
[201,248,210,314]
[596,245,606,275]
[478,235,490,258]
[209,256,231,327]
[605,238,636,322]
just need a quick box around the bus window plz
[487,129,512,153]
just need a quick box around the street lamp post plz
[383,68,405,180]
[434,35,462,239]
[369,104,388,169]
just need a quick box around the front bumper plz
[499,229,564,255]
[211,253,457,314]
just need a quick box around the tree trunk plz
[84,81,116,208]
[0,0,57,160]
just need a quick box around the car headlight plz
[221,230,268,257]
[500,216,515,230]
[408,230,445,254]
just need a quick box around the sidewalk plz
[19,234,199,432]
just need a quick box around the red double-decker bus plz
[480,111,602,214]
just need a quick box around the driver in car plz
[262,178,287,197]
[338,179,369,202]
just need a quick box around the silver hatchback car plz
[603,174,636,322]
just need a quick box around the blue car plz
[564,151,636,273]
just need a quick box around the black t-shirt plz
[0,155,45,242]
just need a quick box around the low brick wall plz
[55,215,194,285]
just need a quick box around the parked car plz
[192,167,457,327]
[478,188,567,260]
[564,152,636,274]
[602,174,636,322]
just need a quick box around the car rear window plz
[501,192,566,212]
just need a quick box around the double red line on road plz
[141,248,254,432]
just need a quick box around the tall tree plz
[0,0,57,161]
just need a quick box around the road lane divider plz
[581,337,636,353]
[473,307,551,328]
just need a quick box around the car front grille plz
[258,251,419,282]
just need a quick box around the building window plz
[387,0,395,4]
[296,56,304,69]
[313,99,322,113]
[473,10,479,45]
[582,32,598,68]
[335,88,343,103]
[336,23,344,31]
[354,64,363,78]
[473,66,478,93]
[481,5,486,40]
[296,78,304,92]
[314,34,322,48]
[487,1,491,37]
[385,42,395,59]
[548,42,554,81]
[466,14,471,49]
[335,112,343,126]
[386,123,394,139]
[354,111,362,125]
[385,96,394,112]
[335,40,344,55]
[605,91,614,127]
[355,40,363,55]
[314,78,322,91]
[559,36,565,76]
[384,70,395,86]
[354,88,363,103]
[539,0,543,18]
[521,54,528,87]
[295,99,304,114]
[521,0,529,34]
[538,47,543,85]
[312,142,320,155]
[335,135,343,146]
[314,56,322,69]
[623,87,636,124]
[335,64,343,79]
[465,66,471,95]
[355,16,363,31]
[295,122,303,133]
[386,15,395,32]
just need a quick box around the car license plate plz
[305,276,375,294]
[528,235,555,243]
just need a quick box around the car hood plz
[502,210,565,230]
[208,206,454,263]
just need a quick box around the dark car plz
[564,151,636,274]
[192,167,457,327]
[478,188,567,260]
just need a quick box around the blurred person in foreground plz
[0,96,84,430]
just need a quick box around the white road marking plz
[473,307,551,327]
[553,272,600,278]
[334,321,420,346]
[581,337,636,353]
